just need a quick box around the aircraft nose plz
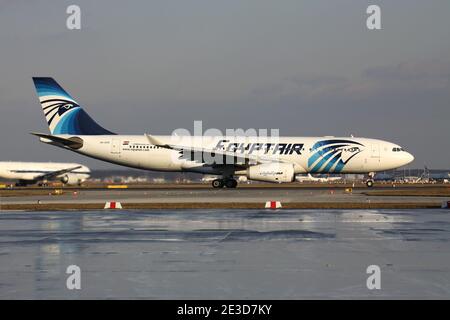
[404,152,414,165]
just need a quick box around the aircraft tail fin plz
[32,77,115,135]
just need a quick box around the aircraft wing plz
[34,166,83,182]
[145,134,295,167]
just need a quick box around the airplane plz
[29,77,414,188]
[295,173,342,183]
[429,172,450,183]
[0,161,90,186]
[419,166,450,183]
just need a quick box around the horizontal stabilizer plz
[30,132,84,149]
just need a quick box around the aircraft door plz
[371,144,380,159]
[111,139,121,156]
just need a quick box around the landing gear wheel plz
[224,179,238,188]
[212,179,224,188]
[366,179,374,188]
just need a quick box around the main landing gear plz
[212,178,238,189]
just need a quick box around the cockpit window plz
[392,147,405,152]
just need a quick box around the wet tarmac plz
[0,209,449,299]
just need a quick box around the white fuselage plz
[0,162,90,184]
[42,135,414,176]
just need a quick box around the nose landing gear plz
[366,179,374,187]
[365,172,375,187]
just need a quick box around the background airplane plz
[30,78,414,188]
[0,161,90,186]
[419,166,450,183]
[429,172,450,182]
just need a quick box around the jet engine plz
[60,174,81,185]
[247,163,295,183]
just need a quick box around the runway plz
[2,186,449,210]
[1,208,450,299]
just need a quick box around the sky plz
[0,0,449,169]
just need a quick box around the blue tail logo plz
[32,77,115,135]
[308,139,364,173]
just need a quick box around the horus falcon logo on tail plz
[32,77,115,135]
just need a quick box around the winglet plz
[144,134,172,149]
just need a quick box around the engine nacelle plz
[60,175,69,184]
[247,163,295,183]
[60,174,83,185]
